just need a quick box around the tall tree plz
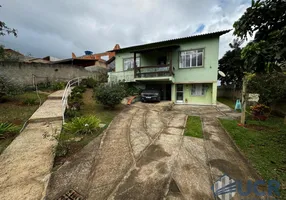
[233,0,286,72]
[218,39,245,89]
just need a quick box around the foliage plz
[81,77,98,88]
[233,0,286,72]
[0,75,23,100]
[0,122,19,137]
[250,104,270,116]
[22,98,37,106]
[219,39,246,89]
[247,72,286,105]
[63,115,101,135]
[68,86,86,110]
[0,5,17,60]
[0,6,17,37]
[51,82,66,91]
[184,116,203,138]
[94,83,126,108]
[120,82,142,96]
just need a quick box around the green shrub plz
[64,109,80,120]
[120,83,142,96]
[0,75,23,100]
[36,82,51,90]
[94,83,126,108]
[0,122,19,137]
[51,82,66,91]
[63,115,101,135]
[81,77,98,88]
[23,98,37,106]
[72,85,86,94]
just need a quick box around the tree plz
[233,0,286,72]
[247,72,286,105]
[0,6,17,37]
[218,39,246,89]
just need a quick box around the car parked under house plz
[108,30,230,105]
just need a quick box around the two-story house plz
[108,30,230,105]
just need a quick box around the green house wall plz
[112,36,220,105]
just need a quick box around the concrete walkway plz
[46,102,261,200]
[0,90,64,200]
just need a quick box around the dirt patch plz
[208,159,244,180]
[139,144,170,166]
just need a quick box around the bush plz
[0,76,23,100]
[23,98,37,106]
[120,82,142,96]
[51,82,66,91]
[94,83,126,108]
[81,77,98,88]
[64,109,80,121]
[0,122,19,137]
[63,115,101,135]
[247,72,286,105]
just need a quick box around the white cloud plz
[0,0,251,58]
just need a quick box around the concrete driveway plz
[46,102,260,200]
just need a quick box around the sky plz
[0,0,250,59]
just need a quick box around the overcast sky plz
[0,0,250,59]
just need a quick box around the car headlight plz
[154,93,159,96]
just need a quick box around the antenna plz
[218,70,226,77]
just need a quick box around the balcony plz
[135,65,174,78]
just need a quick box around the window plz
[180,49,203,68]
[123,57,140,71]
[191,84,208,96]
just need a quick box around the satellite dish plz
[218,70,226,77]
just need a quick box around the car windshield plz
[142,90,160,93]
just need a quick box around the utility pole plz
[241,77,247,125]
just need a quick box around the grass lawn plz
[54,88,125,167]
[217,97,236,109]
[220,116,286,198]
[184,116,203,138]
[0,92,49,153]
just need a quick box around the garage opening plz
[145,83,171,101]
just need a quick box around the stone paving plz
[0,90,64,200]
[0,98,259,200]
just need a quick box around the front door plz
[176,84,184,103]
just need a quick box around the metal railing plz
[62,77,85,123]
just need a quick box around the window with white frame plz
[180,49,203,68]
[123,57,140,71]
[191,84,208,96]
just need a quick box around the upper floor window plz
[123,57,140,71]
[179,49,203,68]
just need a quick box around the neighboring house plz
[108,30,230,105]
[1,49,26,61]
[57,44,121,70]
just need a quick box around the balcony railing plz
[135,65,174,78]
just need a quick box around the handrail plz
[62,77,86,123]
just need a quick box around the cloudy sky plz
[0,0,250,59]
